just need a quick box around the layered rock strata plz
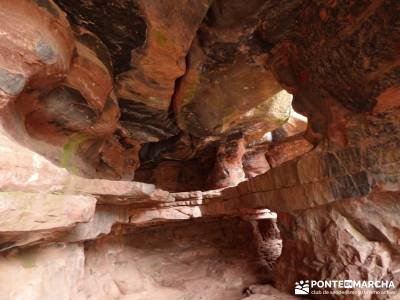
[0,0,400,300]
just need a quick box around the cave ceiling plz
[1,0,399,183]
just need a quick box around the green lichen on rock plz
[154,29,168,47]
[61,134,90,174]
[18,250,37,268]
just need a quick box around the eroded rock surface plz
[276,191,400,299]
[0,243,85,300]
[82,218,263,300]
[0,218,277,300]
[0,192,95,249]
[1,0,400,299]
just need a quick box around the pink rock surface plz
[0,1,399,299]
[0,243,85,300]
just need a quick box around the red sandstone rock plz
[0,243,85,300]
[266,137,312,168]
[208,133,247,188]
[276,191,400,299]
[0,192,96,250]
[174,31,290,140]
[117,0,212,111]
[0,124,70,193]
[243,148,271,178]
[0,0,74,104]
[81,218,261,300]
[0,1,399,299]
[374,86,400,113]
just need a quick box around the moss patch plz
[18,250,37,268]
[154,29,168,47]
[61,134,90,174]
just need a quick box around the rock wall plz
[1,0,400,299]
[2,106,400,300]
[272,108,400,298]
[0,217,266,300]
[82,218,261,300]
[0,119,285,299]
